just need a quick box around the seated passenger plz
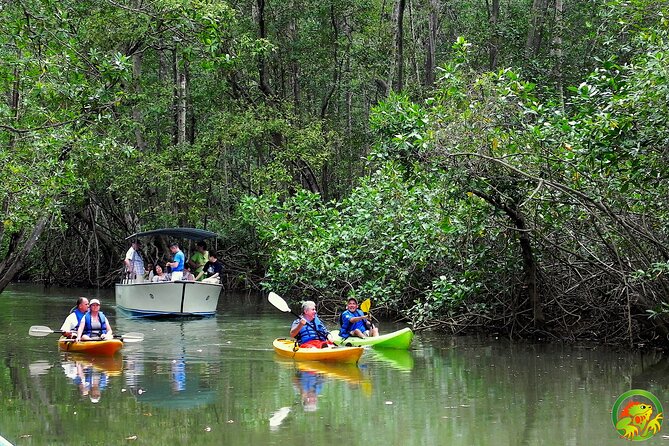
[182,264,195,281]
[151,263,171,282]
[76,299,113,341]
[196,252,224,284]
[60,297,89,338]
[340,297,379,338]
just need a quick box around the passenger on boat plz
[76,299,114,341]
[182,264,195,281]
[196,252,224,283]
[151,263,170,282]
[166,242,185,281]
[60,297,89,338]
[289,300,334,348]
[145,262,154,282]
[124,239,145,284]
[188,241,208,281]
[339,297,378,339]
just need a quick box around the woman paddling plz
[76,299,114,341]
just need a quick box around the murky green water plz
[0,284,667,445]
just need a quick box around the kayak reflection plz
[367,348,415,371]
[61,353,122,403]
[274,359,371,417]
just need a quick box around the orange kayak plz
[58,337,123,356]
[272,338,363,363]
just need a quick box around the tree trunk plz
[487,0,500,70]
[473,190,544,328]
[175,55,187,145]
[389,0,406,92]
[320,4,339,119]
[551,0,565,108]
[0,216,50,293]
[425,0,439,87]
[132,50,147,150]
[525,0,548,58]
[255,0,274,97]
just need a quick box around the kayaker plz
[76,299,114,341]
[289,300,334,348]
[339,297,378,339]
[60,297,89,338]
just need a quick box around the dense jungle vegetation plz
[2,0,669,347]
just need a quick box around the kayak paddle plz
[268,292,300,318]
[28,325,144,343]
[360,298,375,330]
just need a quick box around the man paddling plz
[339,297,378,339]
[289,300,334,348]
[59,297,89,338]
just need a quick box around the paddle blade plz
[28,325,56,337]
[360,299,371,314]
[268,292,293,313]
[118,332,144,343]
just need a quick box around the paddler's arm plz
[290,318,307,338]
[104,320,113,340]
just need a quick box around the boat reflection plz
[61,353,123,403]
[116,318,220,410]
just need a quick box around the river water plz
[0,284,667,445]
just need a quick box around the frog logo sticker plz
[612,389,663,441]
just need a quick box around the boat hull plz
[58,338,123,356]
[115,281,222,317]
[330,327,414,349]
[272,338,363,363]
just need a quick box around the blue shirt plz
[172,250,185,272]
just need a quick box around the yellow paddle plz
[360,299,374,330]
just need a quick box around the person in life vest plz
[289,300,334,348]
[339,297,379,339]
[60,297,89,338]
[76,299,114,340]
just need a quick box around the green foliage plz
[239,162,499,325]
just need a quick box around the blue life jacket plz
[81,311,108,337]
[294,316,328,342]
[73,308,86,327]
[339,309,366,338]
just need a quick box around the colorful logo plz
[612,389,663,441]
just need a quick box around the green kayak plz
[331,327,414,350]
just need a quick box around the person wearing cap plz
[59,297,89,338]
[124,239,145,284]
[77,299,114,340]
[339,297,378,339]
[166,242,185,281]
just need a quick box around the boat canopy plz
[125,227,219,241]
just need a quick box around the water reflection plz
[276,360,371,416]
[116,318,221,410]
[61,354,122,403]
[366,348,414,371]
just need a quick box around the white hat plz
[90,299,101,305]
